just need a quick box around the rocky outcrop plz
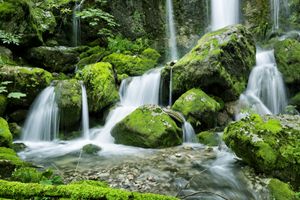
[224,114,300,187]
[111,105,182,148]
[172,88,221,131]
[163,24,256,103]
[76,62,119,113]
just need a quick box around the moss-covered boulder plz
[102,49,160,76]
[0,65,52,108]
[197,131,220,146]
[223,114,300,187]
[0,117,12,147]
[172,88,221,131]
[0,147,26,178]
[77,46,110,70]
[26,46,80,73]
[267,178,300,200]
[163,24,256,102]
[274,39,300,93]
[76,62,119,113]
[82,144,102,155]
[0,46,15,65]
[111,105,182,148]
[54,79,82,131]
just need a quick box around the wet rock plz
[197,131,221,147]
[82,144,102,155]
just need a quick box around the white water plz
[211,0,240,31]
[271,0,289,31]
[182,121,198,143]
[237,50,287,117]
[72,0,85,46]
[166,0,178,61]
[81,83,90,140]
[22,86,59,142]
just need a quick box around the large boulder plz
[163,24,256,102]
[102,48,160,76]
[54,79,82,131]
[0,117,12,147]
[274,39,300,93]
[223,114,300,187]
[111,105,182,148]
[26,46,80,73]
[76,62,119,113]
[0,65,53,108]
[172,88,221,131]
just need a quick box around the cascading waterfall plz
[211,0,240,31]
[271,0,289,31]
[95,68,162,143]
[81,83,90,140]
[237,50,287,117]
[72,0,85,46]
[22,86,59,141]
[166,0,179,107]
[182,120,198,143]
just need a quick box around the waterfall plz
[211,0,240,31]
[72,0,85,46]
[237,50,287,117]
[182,121,198,143]
[22,86,59,141]
[166,0,178,61]
[81,83,90,140]
[271,0,289,31]
[95,68,162,143]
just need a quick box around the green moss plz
[290,92,300,110]
[0,95,7,117]
[141,48,161,61]
[197,131,220,146]
[0,118,12,147]
[172,88,221,131]
[103,52,158,76]
[112,105,182,148]
[268,179,300,200]
[82,144,102,155]
[76,62,119,113]
[11,167,43,183]
[0,147,26,178]
[0,180,178,200]
[77,48,110,70]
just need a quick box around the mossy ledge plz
[0,180,178,200]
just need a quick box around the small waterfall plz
[271,0,289,31]
[166,0,178,61]
[72,0,85,46]
[182,121,198,143]
[22,86,59,141]
[237,50,287,117]
[81,83,90,140]
[211,0,240,31]
[96,68,162,143]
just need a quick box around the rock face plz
[76,62,119,113]
[54,79,82,131]
[274,39,300,93]
[163,24,256,103]
[0,65,52,108]
[224,114,300,187]
[172,88,221,131]
[0,118,12,148]
[26,46,80,73]
[111,105,182,148]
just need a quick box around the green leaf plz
[7,92,26,99]
[1,81,12,85]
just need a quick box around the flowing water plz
[81,83,90,140]
[72,0,85,46]
[211,0,239,31]
[237,50,287,118]
[22,86,59,142]
[271,0,289,31]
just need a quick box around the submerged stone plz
[82,144,102,155]
[163,24,256,102]
[111,105,182,148]
[223,114,300,187]
[172,88,221,131]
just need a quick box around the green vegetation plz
[0,118,12,147]
[112,105,182,148]
[197,131,220,146]
[268,179,300,200]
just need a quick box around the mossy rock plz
[8,123,21,140]
[54,79,82,131]
[11,167,43,183]
[82,144,102,155]
[26,46,80,73]
[274,39,300,93]
[0,117,12,147]
[290,92,300,111]
[102,50,160,76]
[77,47,110,70]
[111,105,182,148]
[268,179,300,200]
[76,62,119,113]
[141,48,161,61]
[0,65,53,108]
[172,88,221,131]
[223,114,300,187]
[162,24,256,102]
[0,46,15,65]
[0,95,7,117]
[0,179,178,199]
[197,131,220,146]
[0,147,26,178]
